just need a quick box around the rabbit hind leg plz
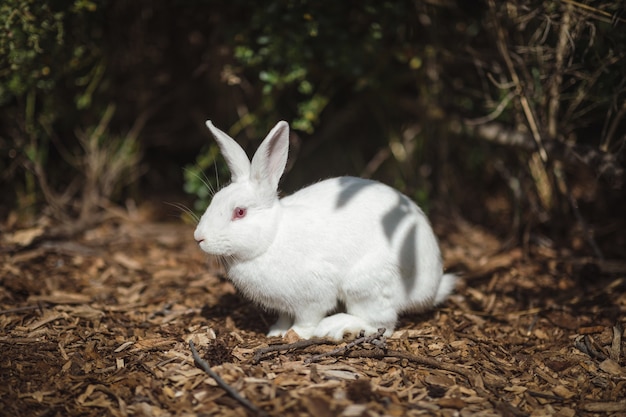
[312,299,397,341]
[312,313,383,340]
[328,264,399,339]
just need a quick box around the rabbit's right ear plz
[205,121,251,183]
[250,121,289,191]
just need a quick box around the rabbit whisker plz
[213,161,221,190]
[185,166,217,197]
[219,254,236,270]
[164,201,200,223]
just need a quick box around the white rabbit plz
[194,120,455,340]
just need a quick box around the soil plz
[1,210,625,417]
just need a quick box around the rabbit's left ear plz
[205,121,251,183]
[251,121,289,190]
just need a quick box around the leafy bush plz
[186,0,484,210]
[185,0,624,257]
[0,0,141,228]
[1,0,623,256]
[0,0,103,106]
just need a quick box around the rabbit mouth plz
[196,238,240,261]
[199,243,231,257]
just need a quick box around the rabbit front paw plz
[267,315,318,339]
[267,314,293,337]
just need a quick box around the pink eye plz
[232,207,247,220]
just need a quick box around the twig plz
[564,54,622,125]
[305,328,387,364]
[466,121,623,186]
[253,330,484,389]
[610,323,623,362]
[252,337,335,364]
[464,91,515,126]
[548,2,573,139]
[574,335,607,361]
[189,340,267,417]
[0,304,46,315]
[361,147,391,179]
[561,0,626,24]
[347,349,484,388]
[469,122,536,149]
[489,0,548,164]
[527,390,565,402]
[602,100,626,152]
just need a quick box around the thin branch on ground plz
[527,390,566,402]
[610,323,623,362]
[254,329,483,388]
[252,337,335,364]
[574,335,607,361]
[346,349,485,389]
[0,305,45,315]
[189,340,268,417]
[305,328,387,364]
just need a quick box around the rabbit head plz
[194,121,289,260]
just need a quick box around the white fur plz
[194,120,455,340]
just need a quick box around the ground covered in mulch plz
[1,211,625,417]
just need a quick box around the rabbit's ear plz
[251,121,289,190]
[205,121,251,182]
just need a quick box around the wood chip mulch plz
[1,216,625,416]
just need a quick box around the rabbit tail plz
[434,273,456,305]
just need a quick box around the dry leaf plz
[4,227,45,246]
[425,374,455,387]
[437,397,467,409]
[552,385,575,399]
[283,329,301,343]
[113,252,142,270]
[599,358,625,376]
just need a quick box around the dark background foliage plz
[1,0,624,258]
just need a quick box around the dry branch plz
[252,338,335,364]
[548,2,573,139]
[465,121,624,188]
[562,0,626,24]
[488,0,548,164]
[305,328,387,364]
[253,329,485,390]
[189,340,268,417]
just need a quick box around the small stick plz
[253,330,483,389]
[0,305,45,315]
[335,349,485,390]
[527,390,565,402]
[189,340,267,417]
[253,337,335,364]
[305,328,387,364]
[610,323,623,362]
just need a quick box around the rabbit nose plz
[193,228,204,244]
